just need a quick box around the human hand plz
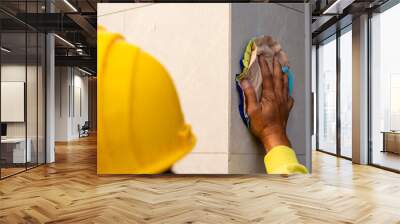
[240,55,294,152]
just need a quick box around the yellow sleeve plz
[264,145,308,174]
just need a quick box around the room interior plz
[0,0,96,179]
[0,0,400,222]
[312,0,400,172]
[0,29,46,177]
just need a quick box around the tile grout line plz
[275,3,305,15]
[98,3,156,17]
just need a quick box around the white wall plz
[71,73,89,138]
[55,67,89,141]
[55,67,69,141]
[1,65,36,138]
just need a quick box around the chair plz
[79,121,90,138]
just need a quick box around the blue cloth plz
[237,59,250,127]
[282,66,294,96]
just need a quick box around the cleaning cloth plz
[236,35,294,127]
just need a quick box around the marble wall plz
[98,3,311,174]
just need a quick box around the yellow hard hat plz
[97,27,196,174]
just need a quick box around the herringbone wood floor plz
[1,135,400,223]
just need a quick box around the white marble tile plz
[98,12,124,34]
[173,153,229,174]
[97,3,154,17]
[121,3,231,154]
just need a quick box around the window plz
[317,36,337,154]
[370,3,400,171]
[316,25,353,159]
[339,28,352,158]
[0,1,46,179]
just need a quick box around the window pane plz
[27,30,38,169]
[1,29,28,177]
[371,3,400,171]
[0,1,47,179]
[318,37,337,154]
[340,29,352,158]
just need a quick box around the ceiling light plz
[63,0,78,12]
[1,47,11,53]
[54,34,75,48]
[78,67,93,76]
[322,0,355,15]
[76,48,86,56]
[323,0,342,14]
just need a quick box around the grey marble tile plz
[229,3,309,169]
[228,153,265,174]
[228,153,307,174]
[277,3,305,14]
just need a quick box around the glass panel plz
[27,30,38,169]
[1,26,28,177]
[339,29,352,158]
[371,3,400,171]
[38,32,45,165]
[26,0,38,169]
[0,1,46,178]
[318,36,337,154]
[312,45,317,151]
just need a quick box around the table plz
[381,131,400,154]
[1,138,31,164]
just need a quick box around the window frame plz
[315,24,353,161]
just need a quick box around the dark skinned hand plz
[240,55,294,152]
